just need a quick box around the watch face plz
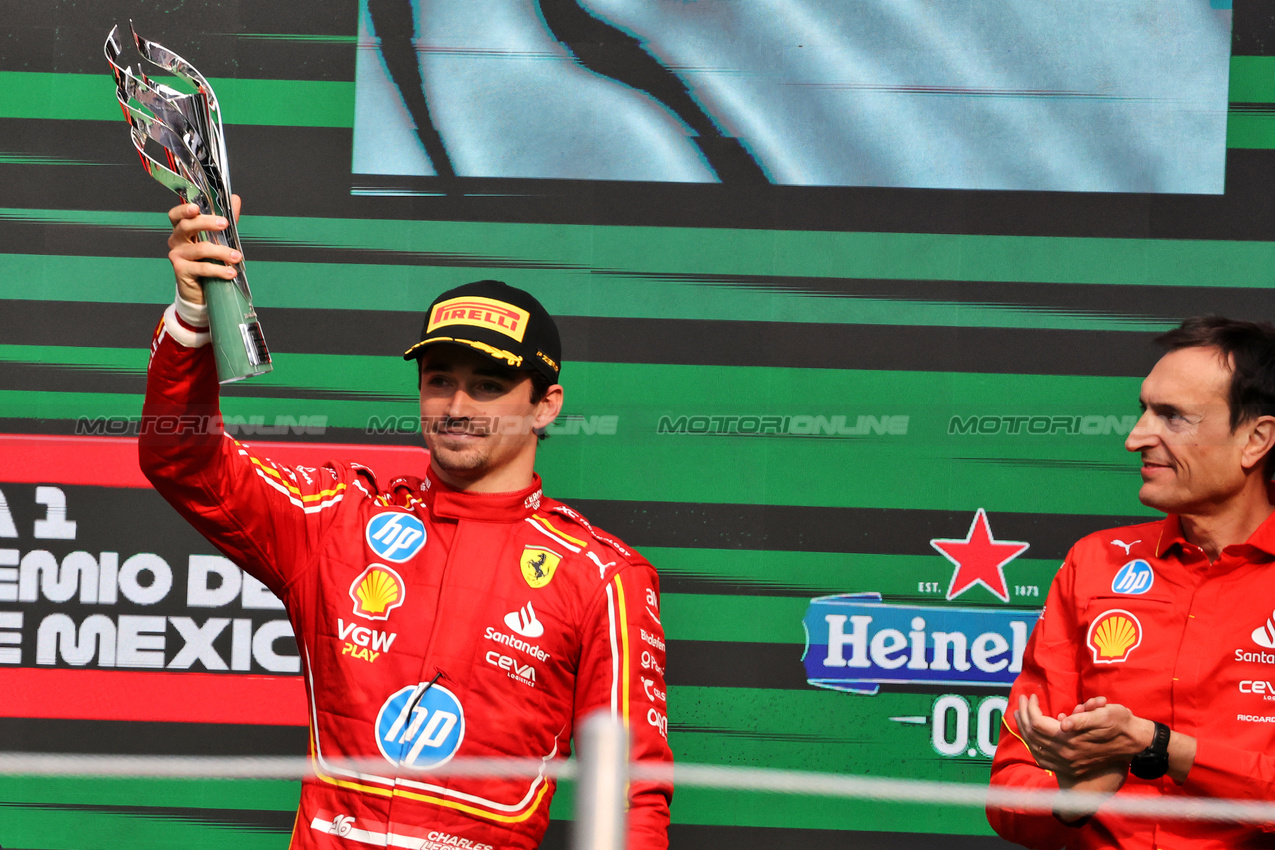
[1129,753,1169,781]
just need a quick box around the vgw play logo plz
[802,594,1040,694]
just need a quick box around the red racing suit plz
[988,507,1275,849]
[139,303,673,850]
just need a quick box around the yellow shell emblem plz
[1087,609,1142,664]
[349,565,406,621]
[520,547,562,589]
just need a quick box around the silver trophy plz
[104,23,271,383]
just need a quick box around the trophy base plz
[204,278,273,384]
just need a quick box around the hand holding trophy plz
[104,23,271,383]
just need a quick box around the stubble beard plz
[422,412,535,483]
[426,436,491,478]
[434,448,488,475]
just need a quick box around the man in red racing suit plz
[141,202,672,850]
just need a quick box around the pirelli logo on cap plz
[428,296,530,342]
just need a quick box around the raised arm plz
[139,197,341,597]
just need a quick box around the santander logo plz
[1252,611,1275,649]
[504,602,544,638]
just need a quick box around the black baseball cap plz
[402,280,562,384]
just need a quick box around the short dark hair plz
[528,372,551,405]
[529,372,551,442]
[1156,316,1275,477]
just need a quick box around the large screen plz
[353,0,1232,193]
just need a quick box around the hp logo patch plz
[366,513,426,563]
[376,682,465,770]
[1111,559,1154,595]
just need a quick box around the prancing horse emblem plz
[520,546,562,589]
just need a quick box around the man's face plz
[1124,346,1250,515]
[418,345,559,490]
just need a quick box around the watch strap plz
[1129,721,1171,780]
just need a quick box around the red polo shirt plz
[989,505,1275,849]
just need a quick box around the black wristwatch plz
[1129,721,1171,780]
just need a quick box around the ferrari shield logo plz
[520,546,562,589]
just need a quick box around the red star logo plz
[930,509,1029,602]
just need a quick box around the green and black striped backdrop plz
[3,2,1274,848]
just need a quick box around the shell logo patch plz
[350,564,406,621]
[520,546,562,589]
[1087,609,1142,664]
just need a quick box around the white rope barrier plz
[3,752,1274,824]
[572,713,629,850]
[0,754,575,781]
[631,763,1275,823]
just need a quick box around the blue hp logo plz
[1111,559,1154,595]
[375,683,465,769]
[366,513,426,563]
